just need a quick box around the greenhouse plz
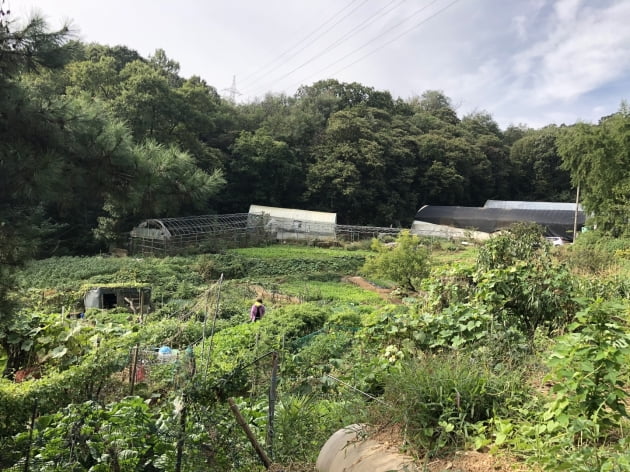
[130,213,267,255]
[413,203,586,240]
[129,206,408,255]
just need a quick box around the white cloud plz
[554,0,582,22]
[511,0,630,104]
[11,0,630,129]
[512,15,528,40]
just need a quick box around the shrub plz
[421,262,475,311]
[563,244,616,275]
[361,230,431,292]
[476,222,546,271]
[474,260,576,337]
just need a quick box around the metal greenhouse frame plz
[130,213,269,255]
[130,213,412,256]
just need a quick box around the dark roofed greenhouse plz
[414,205,585,240]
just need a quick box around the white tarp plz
[249,205,336,224]
[484,200,583,211]
[410,221,490,240]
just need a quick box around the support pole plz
[573,184,581,241]
[175,394,187,472]
[129,344,139,395]
[228,397,272,468]
[266,351,279,459]
[202,274,224,382]
[23,401,37,472]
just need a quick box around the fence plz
[129,213,414,256]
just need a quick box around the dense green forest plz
[2,12,628,262]
[1,11,630,472]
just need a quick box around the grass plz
[231,245,372,259]
[278,279,386,304]
[431,245,479,265]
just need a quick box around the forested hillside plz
[5,11,628,259]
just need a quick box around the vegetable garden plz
[1,227,629,471]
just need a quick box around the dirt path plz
[343,276,402,304]
[370,426,533,472]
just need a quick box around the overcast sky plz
[12,0,630,129]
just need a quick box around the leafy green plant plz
[279,279,384,304]
[539,299,630,471]
[362,230,431,292]
[476,222,546,271]
[473,260,576,338]
[421,262,475,310]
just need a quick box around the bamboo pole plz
[228,397,272,468]
[573,184,581,241]
[23,401,37,472]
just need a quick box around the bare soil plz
[425,451,532,472]
[249,284,302,304]
[343,276,403,303]
[370,425,533,472]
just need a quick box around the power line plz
[244,0,406,96]
[238,0,365,90]
[222,75,242,102]
[328,0,462,78]
[252,0,461,98]
[287,0,444,92]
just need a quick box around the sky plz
[12,0,630,129]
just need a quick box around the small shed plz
[248,205,337,241]
[84,286,151,312]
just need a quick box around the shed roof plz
[249,205,337,224]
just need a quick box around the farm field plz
[1,230,629,471]
[3,10,630,471]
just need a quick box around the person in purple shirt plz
[250,297,265,322]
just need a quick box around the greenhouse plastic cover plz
[414,205,585,239]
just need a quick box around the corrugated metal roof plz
[249,205,337,224]
[484,200,583,211]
